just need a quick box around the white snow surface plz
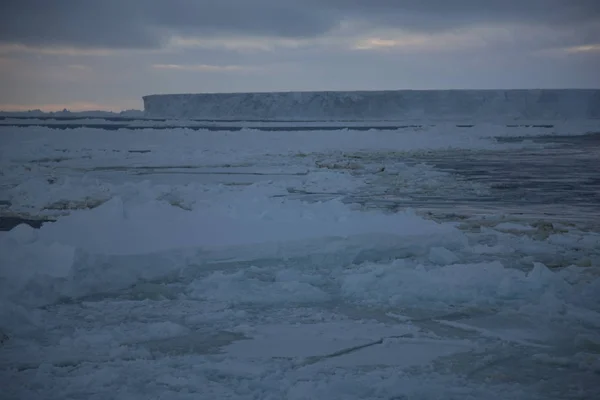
[143,89,600,120]
[1,122,599,399]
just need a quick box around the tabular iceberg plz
[143,89,600,120]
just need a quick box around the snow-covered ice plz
[1,121,600,399]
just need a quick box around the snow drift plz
[143,89,600,120]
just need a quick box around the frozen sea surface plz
[1,121,599,399]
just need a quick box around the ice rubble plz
[1,192,598,320]
[1,122,599,316]
[3,121,600,217]
[1,120,600,399]
[1,190,598,400]
[0,195,458,306]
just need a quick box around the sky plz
[0,0,599,111]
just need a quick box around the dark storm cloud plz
[320,0,600,30]
[0,0,599,49]
[0,0,333,49]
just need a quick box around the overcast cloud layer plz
[1,0,599,110]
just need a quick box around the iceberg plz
[143,89,600,121]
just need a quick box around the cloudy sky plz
[1,0,599,111]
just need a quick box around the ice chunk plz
[428,246,460,264]
[33,196,456,255]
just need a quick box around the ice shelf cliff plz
[143,89,600,121]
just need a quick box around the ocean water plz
[0,120,599,399]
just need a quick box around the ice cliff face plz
[143,90,600,121]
